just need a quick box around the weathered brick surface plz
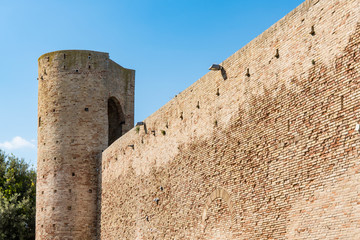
[101,0,360,239]
[36,50,134,240]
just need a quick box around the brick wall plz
[101,0,360,239]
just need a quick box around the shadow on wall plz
[108,97,125,146]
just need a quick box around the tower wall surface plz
[101,0,360,239]
[36,50,134,239]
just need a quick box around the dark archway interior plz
[108,97,125,146]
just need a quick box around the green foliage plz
[0,150,36,240]
[135,126,140,134]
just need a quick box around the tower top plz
[38,49,109,62]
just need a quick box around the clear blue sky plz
[0,0,304,167]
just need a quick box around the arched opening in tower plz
[108,97,125,146]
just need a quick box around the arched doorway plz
[108,97,125,146]
[202,188,235,239]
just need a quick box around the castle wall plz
[36,50,134,239]
[101,0,360,239]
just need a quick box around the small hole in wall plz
[63,65,66,70]
[41,208,43,211]
[216,88,220,96]
[88,65,91,69]
[43,175,45,178]
[53,109,55,112]
[53,224,55,228]
[54,157,56,160]
[196,101,200,109]
[42,191,44,194]
[72,172,75,176]
[75,69,79,73]
[63,54,66,59]
[52,207,55,210]
[246,68,250,77]
[41,225,43,228]
[69,189,71,193]
[38,117,41,127]
[341,95,344,110]
[68,206,72,210]
[310,25,315,36]
[89,189,92,193]
[54,190,57,193]
[84,108,89,112]
[43,159,45,162]
[275,49,280,58]
[88,55,91,59]
[180,112,183,120]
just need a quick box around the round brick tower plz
[36,50,134,239]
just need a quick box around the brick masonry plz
[101,0,360,239]
[36,50,134,239]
